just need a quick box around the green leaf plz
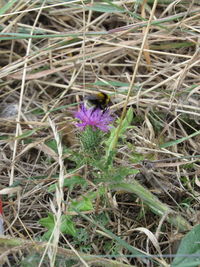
[97,166,139,183]
[105,107,134,148]
[150,42,194,50]
[0,0,17,15]
[70,197,94,212]
[147,0,188,3]
[119,107,134,133]
[17,129,38,139]
[0,135,9,140]
[39,213,55,229]
[172,224,200,267]
[85,186,106,200]
[39,213,77,240]
[48,175,87,192]
[160,130,200,148]
[93,80,129,87]
[86,3,125,13]
[60,215,77,237]
[112,167,138,181]
[45,139,58,153]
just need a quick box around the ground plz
[0,0,200,266]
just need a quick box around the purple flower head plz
[75,105,114,132]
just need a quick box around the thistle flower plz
[75,105,113,132]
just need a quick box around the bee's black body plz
[84,92,110,112]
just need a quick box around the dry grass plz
[0,0,200,266]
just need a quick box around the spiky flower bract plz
[74,105,114,156]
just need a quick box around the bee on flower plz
[75,91,113,132]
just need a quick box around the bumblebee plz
[84,91,111,112]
